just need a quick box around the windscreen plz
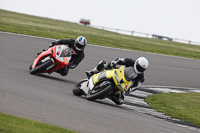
[124,67,136,81]
[59,47,71,57]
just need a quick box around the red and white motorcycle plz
[29,45,71,75]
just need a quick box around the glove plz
[127,82,141,93]
[128,87,137,93]
[49,42,58,47]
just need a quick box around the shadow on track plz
[32,73,78,84]
[72,94,125,109]
[95,100,125,109]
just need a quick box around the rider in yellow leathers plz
[85,57,149,105]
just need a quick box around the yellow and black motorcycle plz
[73,66,136,104]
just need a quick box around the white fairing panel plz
[55,45,71,64]
[80,81,90,95]
[89,76,95,91]
[80,76,95,95]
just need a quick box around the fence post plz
[131,31,134,36]
[90,25,200,45]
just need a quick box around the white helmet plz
[74,36,87,51]
[134,57,149,74]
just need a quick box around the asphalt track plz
[0,32,200,133]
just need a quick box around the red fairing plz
[32,45,69,73]
[32,47,54,69]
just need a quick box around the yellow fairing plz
[93,73,100,85]
[113,66,133,92]
[92,66,133,93]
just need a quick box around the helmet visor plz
[136,61,146,73]
[75,41,85,51]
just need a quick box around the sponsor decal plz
[125,85,128,89]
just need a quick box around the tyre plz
[73,79,87,96]
[87,84,113,101]
[30,59,53,74]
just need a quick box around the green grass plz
[0,9,200,59]
[145,93,200,127]
[0,112,78,133]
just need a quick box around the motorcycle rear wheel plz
[30,59,53,74]
[87,84,113,101]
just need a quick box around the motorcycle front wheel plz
[30,59,53,74]
[87,84,113,101]
[73,79,87,96]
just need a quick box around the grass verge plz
[0,112,78,133]
[0,9,200,59]
[145,93,200,127]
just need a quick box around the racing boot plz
[56,66,69,76]
[110,92,124,105]
[85,67,98,78]
[85,60,108,78]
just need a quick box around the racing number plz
[63,57,69,65]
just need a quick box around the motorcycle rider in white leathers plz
[85,57,149,105]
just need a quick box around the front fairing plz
[90,66,133,93]
[32,47,53,69]
[53,45,71,66]
[32,45,71,73]
[112,66,133,92]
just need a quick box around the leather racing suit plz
[49,39,85,76]
[86,58,145,105]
